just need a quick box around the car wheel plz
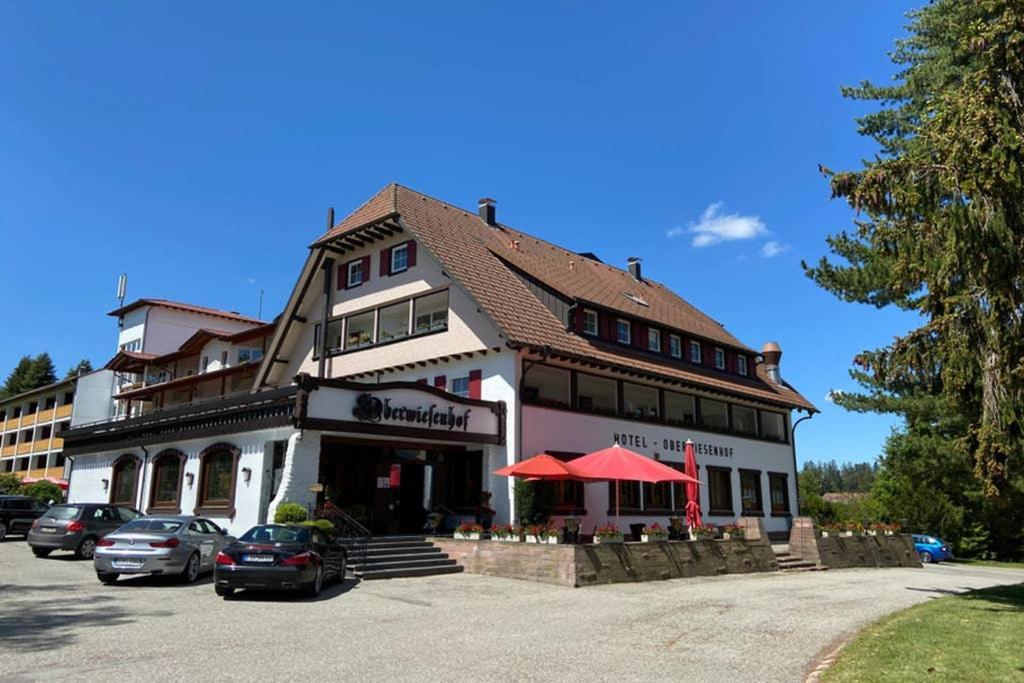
[336,555,347,584]
[920,551,934,564]
[305,564,323,598]
[97,572,119,585]
[0,522,7,541]
[32,547,51,558]
[181,552,201,584]
[75,536,97,560]
[214,585,234,598]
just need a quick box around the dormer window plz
[616,319,631,344]
[689,341,702,363]
[238,348,263,364]
[582,309,598,336]
[669,335,682,358]
[391,244,409,273]
[647,328,660,352]
[737,355,748,376]
[715,347,726,370]
[347,260,364,288]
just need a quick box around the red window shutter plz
[573,306,584,333]
[727,351,736,373]
[416,378,427,385]
[361,255,371,283]
[380,247,392,276]
[434,375,446,390]
[407,240,417,267]
[599,313,611,340]
[336,263,347,290]
[468,369,482,399]
[704,343,714,367]
[633,322,645,349]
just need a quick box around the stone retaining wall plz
[788,516,921,569]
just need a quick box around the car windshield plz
[239,526,310,545]
[119,519,182,533]
[45,506,81,520]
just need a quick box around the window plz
[576,373,617,415]
[238,347,264,363]
[522,364,570,408]
[120,339,142,353]
[451,377,470,398]
[117,507,142,521]
[707,467,733,515]
[644,463,685,512]
[699,398,729,430]
[616,319,631,344]
[769,473,791,515]
[715,348,726,370]
[54,453,65,468]
[347,259,364,287]
[220,350,229,367]
[196,444,239,512]
[2,460,11,473]
[59,421,70,432]
[583,309,598,336]
[201,356,210,373]
[732,405,758,436]
[344,310,375,350]
[313,319,344,357]
[539,452,586,513]
[739,469,763,515]
[413,290,449,333]
[63,391,74,405]
[28,401,37,414]
[0,409,5,420]
[760,411,786,442]
[13,406,21,418]
[669,335,682,358]
[390,244,408,273]
[110,455,140,507]
[39,425,51,440]
[44,396,56,410]
[737,355,748,376]
[34,454,46,469]
[647,328,661,352]
[689,341,702,363]
[378,300,411,342]
[664,391,696,426]
[610,480,641,511]
[622,382,658,419]
[149,450,185,512]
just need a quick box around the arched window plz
[148,449,186,514]
[110,454,141,507]
[195,443,241,517]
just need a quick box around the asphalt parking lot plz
[1,539,1022,682]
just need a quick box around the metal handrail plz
[314,501,371,566]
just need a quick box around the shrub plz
[273,502,308,524]
[0,473,22,495]
[300,519,336,538]
[595,523,623,539]
[22,481,64,505]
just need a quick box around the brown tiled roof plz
[108,298,268,325]
[314,184,815,412]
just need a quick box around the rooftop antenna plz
[257,288,264,320]
[116,273,128,329]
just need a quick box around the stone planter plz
[640,534,667,543]
[454,532,481,541]
[525,535,558,544]
[595,535,624,544]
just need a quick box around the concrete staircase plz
[352,535,463,580]
[774,550,826,573]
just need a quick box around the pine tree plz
[65,359,93,378]
[0,356,35,399]
[25,353,56,390]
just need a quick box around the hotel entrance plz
[318,437,483,535]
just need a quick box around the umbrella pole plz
[616,480,620,523]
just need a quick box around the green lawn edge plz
[823,583,1024,682]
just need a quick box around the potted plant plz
[640,522,669,543]
[491,523,520,542]
[689,524,716,540]
[594,523,624,544]
[843,521,864,537]
[821,522,841,538]
[884,522,901,536]
[722,523,746,540]
[525,522,559,544]
[476,491,496,531]
[454,521,484,540]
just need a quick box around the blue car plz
[912,534,953,563]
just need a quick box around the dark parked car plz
[28,503,142,559]
[213,524,346,598]
[0,495,49,541]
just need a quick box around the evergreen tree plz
[804,1,1024,557]
[0,353,60,398]
[0,356,35,399]
[65,359,93,378]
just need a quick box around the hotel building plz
[64,184,815,540]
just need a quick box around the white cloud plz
[246,277,257,285]
[668,202,767,247]
[760,241,789,258]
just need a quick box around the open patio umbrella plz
[44,476,69,490]
[683,439,702,529]
[20,476,40,484]
[494,453,585,480]
[569,442,702,521]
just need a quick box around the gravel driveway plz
[1,540,1022,682]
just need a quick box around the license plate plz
[242,554,274,563]
[113,559,144,569]
[40,527,57,534]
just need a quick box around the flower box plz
[840,531,854,537]
[640,534,667,543]
[525,534,558,544]
[454,532,481,541]
[885,530,895,536]
[595,535,624,544]
[722,532,744,540]
[493,535,520,542]
[866,530,878,536]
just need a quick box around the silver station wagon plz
[93,515,235,585]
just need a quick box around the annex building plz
[64,184,816,538]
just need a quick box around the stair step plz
[359,551,445,563]
[358,564,464,580]
[780,565,827,572]
[353,557,457,572]
[366,535,427,544]
[364,540,434,551]
[364,545,442,557]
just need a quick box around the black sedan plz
[213,524,346,598]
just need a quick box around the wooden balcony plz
[3,416,21,431]
[1,445,15,458]
[36,408,55,423]
[55,404,73,419]
[50,437,63,450]
[16,442,33,455]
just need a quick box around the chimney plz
[327,206,335,230]
[478,197,497,226]
[761,342,783,384]
[627,256,642,281]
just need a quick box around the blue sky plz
[0,2,920,466]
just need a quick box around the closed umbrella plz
[683,439,702,530]
[570,442,701,521]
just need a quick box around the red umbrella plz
[683,439,702,529]
[494,453,585,480]
[44,476,69,490]
[570,442,701,520]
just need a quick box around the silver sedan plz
[93,515,235,584]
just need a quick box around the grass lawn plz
[949,558,1024,570]
[824,583,1024,681]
